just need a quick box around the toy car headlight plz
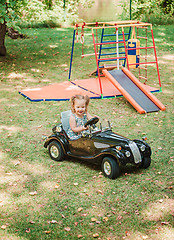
[56,126,62,132]
[125,151,131,157]
[42,135,47,140]
[116,146,121,151]
[140,145,146,152]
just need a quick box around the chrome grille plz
[129,141,142,164]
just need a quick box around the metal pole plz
[63,0,66,21]
[68,29,76,80]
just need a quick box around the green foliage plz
[0,0,94,29]
[120,0,174,25]
[17,0,94,28]
[0,0,26,27]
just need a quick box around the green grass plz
[0,25,174,240]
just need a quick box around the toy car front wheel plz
[141,157,151,169]
[101,157,120,179]
[48,141,64,161]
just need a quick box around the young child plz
[67,94,93,140]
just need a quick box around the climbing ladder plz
[97,27,131,71]
[92,26,132,96]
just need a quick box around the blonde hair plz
[70,95,90,114]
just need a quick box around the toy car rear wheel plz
[101,157,120,179]
[48,141,64,161]
[141,157,151,169]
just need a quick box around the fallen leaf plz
[29,191,37,196]
[25,228,30,233]
[5,149,11,152]
[78,234,83,238]
[103,217,109,221]
[1,225,7,230]
[135,210,139,215]
[91,218,97,222]
[96,190,103,195]
[78,207,83,212]
[117,215,123,220]
[161,221,170,225]
[64,227,71,231]
[29,220,35,224]
[45,230,51,234]
[14,161,21,166]
[74,183,78,186]
[50,220,58,224]
[125,231,131,236]
[81,213,87,216]
[96,221,101,224]
[54,184,60,189]
[93,233,99,238]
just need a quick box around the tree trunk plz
[0,23,7,56]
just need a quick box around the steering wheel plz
[84,117,99,127]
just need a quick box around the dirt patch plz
[122,199,174,240]
[0,125,23,133]
[123,227,174,240]
[161,54,174,61]
[142,198,174,221]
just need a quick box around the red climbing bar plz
[151,29,161,88]
[129,61,157,66]
[125,46,154,51]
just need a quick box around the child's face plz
[74,99,86,117]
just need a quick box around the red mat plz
[19,77,159,102]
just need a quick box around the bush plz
[17,0,82,28]
[119,0,174,25]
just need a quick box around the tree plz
[120,0,174,24]
[0,0,26,56]
[131,0,174,20]
[0,0,94,56]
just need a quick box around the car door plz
[69,136,96,157]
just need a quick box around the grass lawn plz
[0,24,173,240]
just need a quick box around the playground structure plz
[69,20,162,93]
[19,20,165,114]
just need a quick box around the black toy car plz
[44,111,152,179]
